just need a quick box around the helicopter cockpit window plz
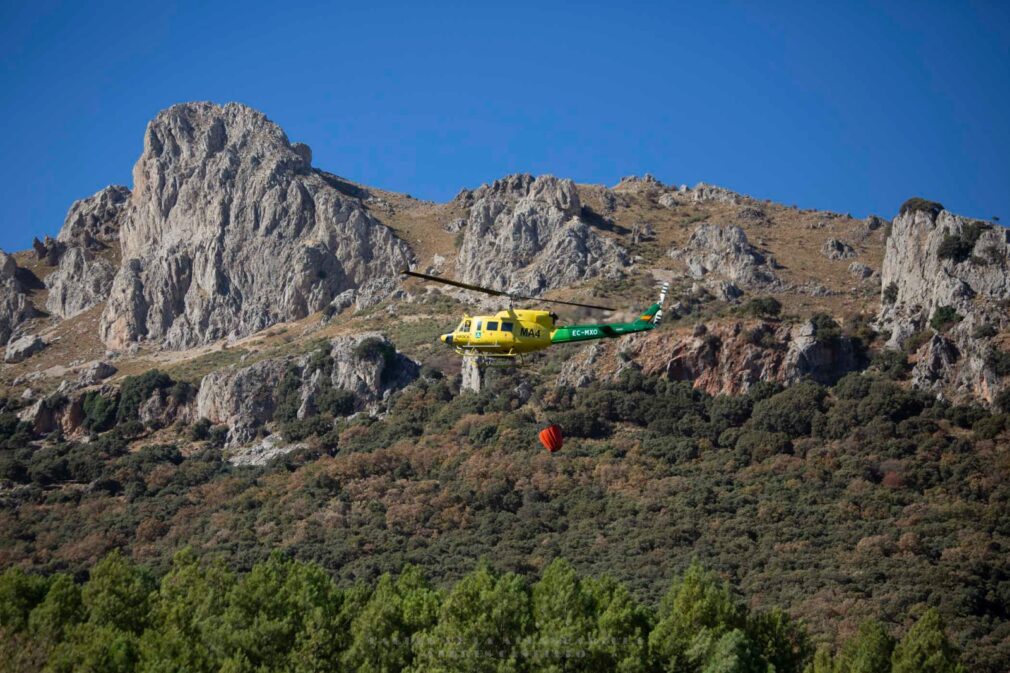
[475,320,482,332]
[457,320,469,332]
[487,321,499,331]
[501,321,514,332]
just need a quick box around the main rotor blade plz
[401,269,615,311]
[401,270,507,297]
[509,295,617,311]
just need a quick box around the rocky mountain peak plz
[455,173,627,295]
[99,102,413,349]
[879,206,1009,404]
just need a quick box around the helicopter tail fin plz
[634,282,670,327]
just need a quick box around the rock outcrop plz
[196,333,418,446]
[57,185,130,247]
[39,186,130,318]
[45,247,117,319]
[5,334,46,363]
[557,319,863,395]
[848,262,874,279]
[821,238,857,260]
[99,102,413,349]
[878,205,1010,404]
[0,251,36,345]
[670,224,779,289]
[455,174,628,295]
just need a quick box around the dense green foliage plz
[898,198,944,218]
[0,554,966,673]
[0,368,1007,670]
[936,222,989,264]
[928,306,961,332]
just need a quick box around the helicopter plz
[401,269,669,366]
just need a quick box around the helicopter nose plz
[441,334,453,346]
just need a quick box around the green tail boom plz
[550,301,663,345]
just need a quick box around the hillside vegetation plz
[1,362,1006,670]
[0,550,965,673]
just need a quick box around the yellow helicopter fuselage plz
[440,309,554,356]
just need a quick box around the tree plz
[137,548,236,673]
[343,565,440,673]
[891,609,963,673]
[47,623,140,673]
[413,564,532,673]
[691,629,766,673]
[581,575,650,673]
[28,574,83,644]
[835,619,893,673]
[748,607,810,673]
[216,552,348,672]
[82,549,155,634]
[649,563,744,671]
[0,567,48,632]
[530,559,598,673]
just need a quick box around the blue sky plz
[0,1,1007,252]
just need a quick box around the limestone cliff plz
[455,174,628,295]
[878,203,1010,404]
[100,102,414,349]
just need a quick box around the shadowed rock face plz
[45,247,116,319]
[196,333,418,446]
[455,174,628,295]
[879,208,1010,404]
[0,251,36,345]
[58,185,130,247]
[99,102,413,349]
[43,185,131,318]
[558,319,864,394]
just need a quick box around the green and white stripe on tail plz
[550,282,670,344]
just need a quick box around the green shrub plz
[555,409,611,439]
[642,435,699,464]
[317,388,356,417]
[743,297,782,318]
[899,197,944,217]
[882,282,898,304]
[937,222,988,263]
[208,425,229,449]
[750,382,826,436]
[282,416,332,442]
[736,430,792,461]
[972,413,1007,440]
[810,314,841,345]
[116,370,173,424]
[354,336,396,364]
[190,418,212,441]
[273,366,304,424]
[995,389,1010,414]
[902,329,931,355]
[833,372,873,400]
[986,349,1010,376]
[929,305,962,332]
[973,323,998,339]
[82,392,118,433]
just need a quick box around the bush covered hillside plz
[1,362,1007,671]
[0,551,965,673]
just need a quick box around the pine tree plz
[412,563,532,673]
[649,563,745,672]
[835,620,893,673]
[82,549,155,634]
[28,574,83,644]
[891,609,964,673]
